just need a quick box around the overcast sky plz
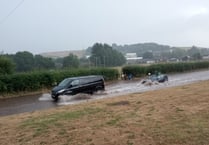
[0,0,209,54]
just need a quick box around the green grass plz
[144,113,209,145]
[21,107,103,137]
[4,80,209,145]
[106,116,122,126]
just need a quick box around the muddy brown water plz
[0,70,209,117]
[0,94,58,116]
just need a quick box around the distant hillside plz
[86,42,183,56]
[86,42,209,60]
[112,42,171,56]
[40,50,85,59]
[111,43,208,56]
[40,43,209,59]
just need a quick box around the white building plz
[203,55,209,60]
[125,53,143,64]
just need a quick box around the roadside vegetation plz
[0,68,119,96]
[0,80,209,145]
[0,43,125,97]
[122,61,209,77]
[1,42,209,98]
[1,60,209,98]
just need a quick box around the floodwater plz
[0,70,209,116]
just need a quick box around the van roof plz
[66,75,103,80]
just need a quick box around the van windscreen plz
[58,79,73,87]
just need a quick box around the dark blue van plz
[51,75,105,101]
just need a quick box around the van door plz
[68,79,80,95]
[79,78,89,93]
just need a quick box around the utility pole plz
[95,57,97,67]
[103,56,105,67]
[88,58,90,69]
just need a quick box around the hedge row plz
[0,68,119,93]
[122,61,209,77]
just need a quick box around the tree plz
[192,53,202,60]
[90,43,126,67]
[34,55,55,70]
[171,48,187,59]
[188,46,200,56]
[63,53,79,68]
[142,51,154,59]
[13,51,34,72]
[79,57,90,67]
[0,56,15,75]
[161,51,172,59]
[200,48,209,56]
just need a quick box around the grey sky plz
[0,0,209,54]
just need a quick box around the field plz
[0,80,209,145]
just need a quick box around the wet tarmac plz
[0,70,209,116]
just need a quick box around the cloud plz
[184,7,209,18]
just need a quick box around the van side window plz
[71,79,79,86]
[80,78,87,85]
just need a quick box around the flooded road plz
[0,70,209,116]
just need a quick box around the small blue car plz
[149,74,168,82]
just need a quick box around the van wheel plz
[54,95,59,102]
[164,76,168,81]
[95,86,103,92]
[95,86,104,94]
[90,90,94,95]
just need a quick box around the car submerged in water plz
[51,75,105,101]
[149,73,168,82]
[141,72,168,84]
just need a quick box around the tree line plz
[2,51,55,73]
[0,43,126,75]
[111,43,209,60]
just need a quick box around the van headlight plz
[58,89,65,94]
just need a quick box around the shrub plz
[0,56,15,75]
[122,61,209,77]
[0,68,119,94]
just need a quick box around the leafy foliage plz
[112,42,171,57]
[143,51,154,59]
[90,43,126,67]
[111,43,209,60]
[63,53,79,68]
[0,56,15,75]
[122,61,209,77]
[6,51,55,72]
[0,68,119,94]
[34,55,55,70]
[171,48,187,59]
[13,51,34,72]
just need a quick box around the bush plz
[122,65,146,77]
[0,68,119,94]
[122,61,209,77]
[0,56,15,75]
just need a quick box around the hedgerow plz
[122,61,209,76]
[0,68,119,94]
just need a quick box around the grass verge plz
[0,80,209,145]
